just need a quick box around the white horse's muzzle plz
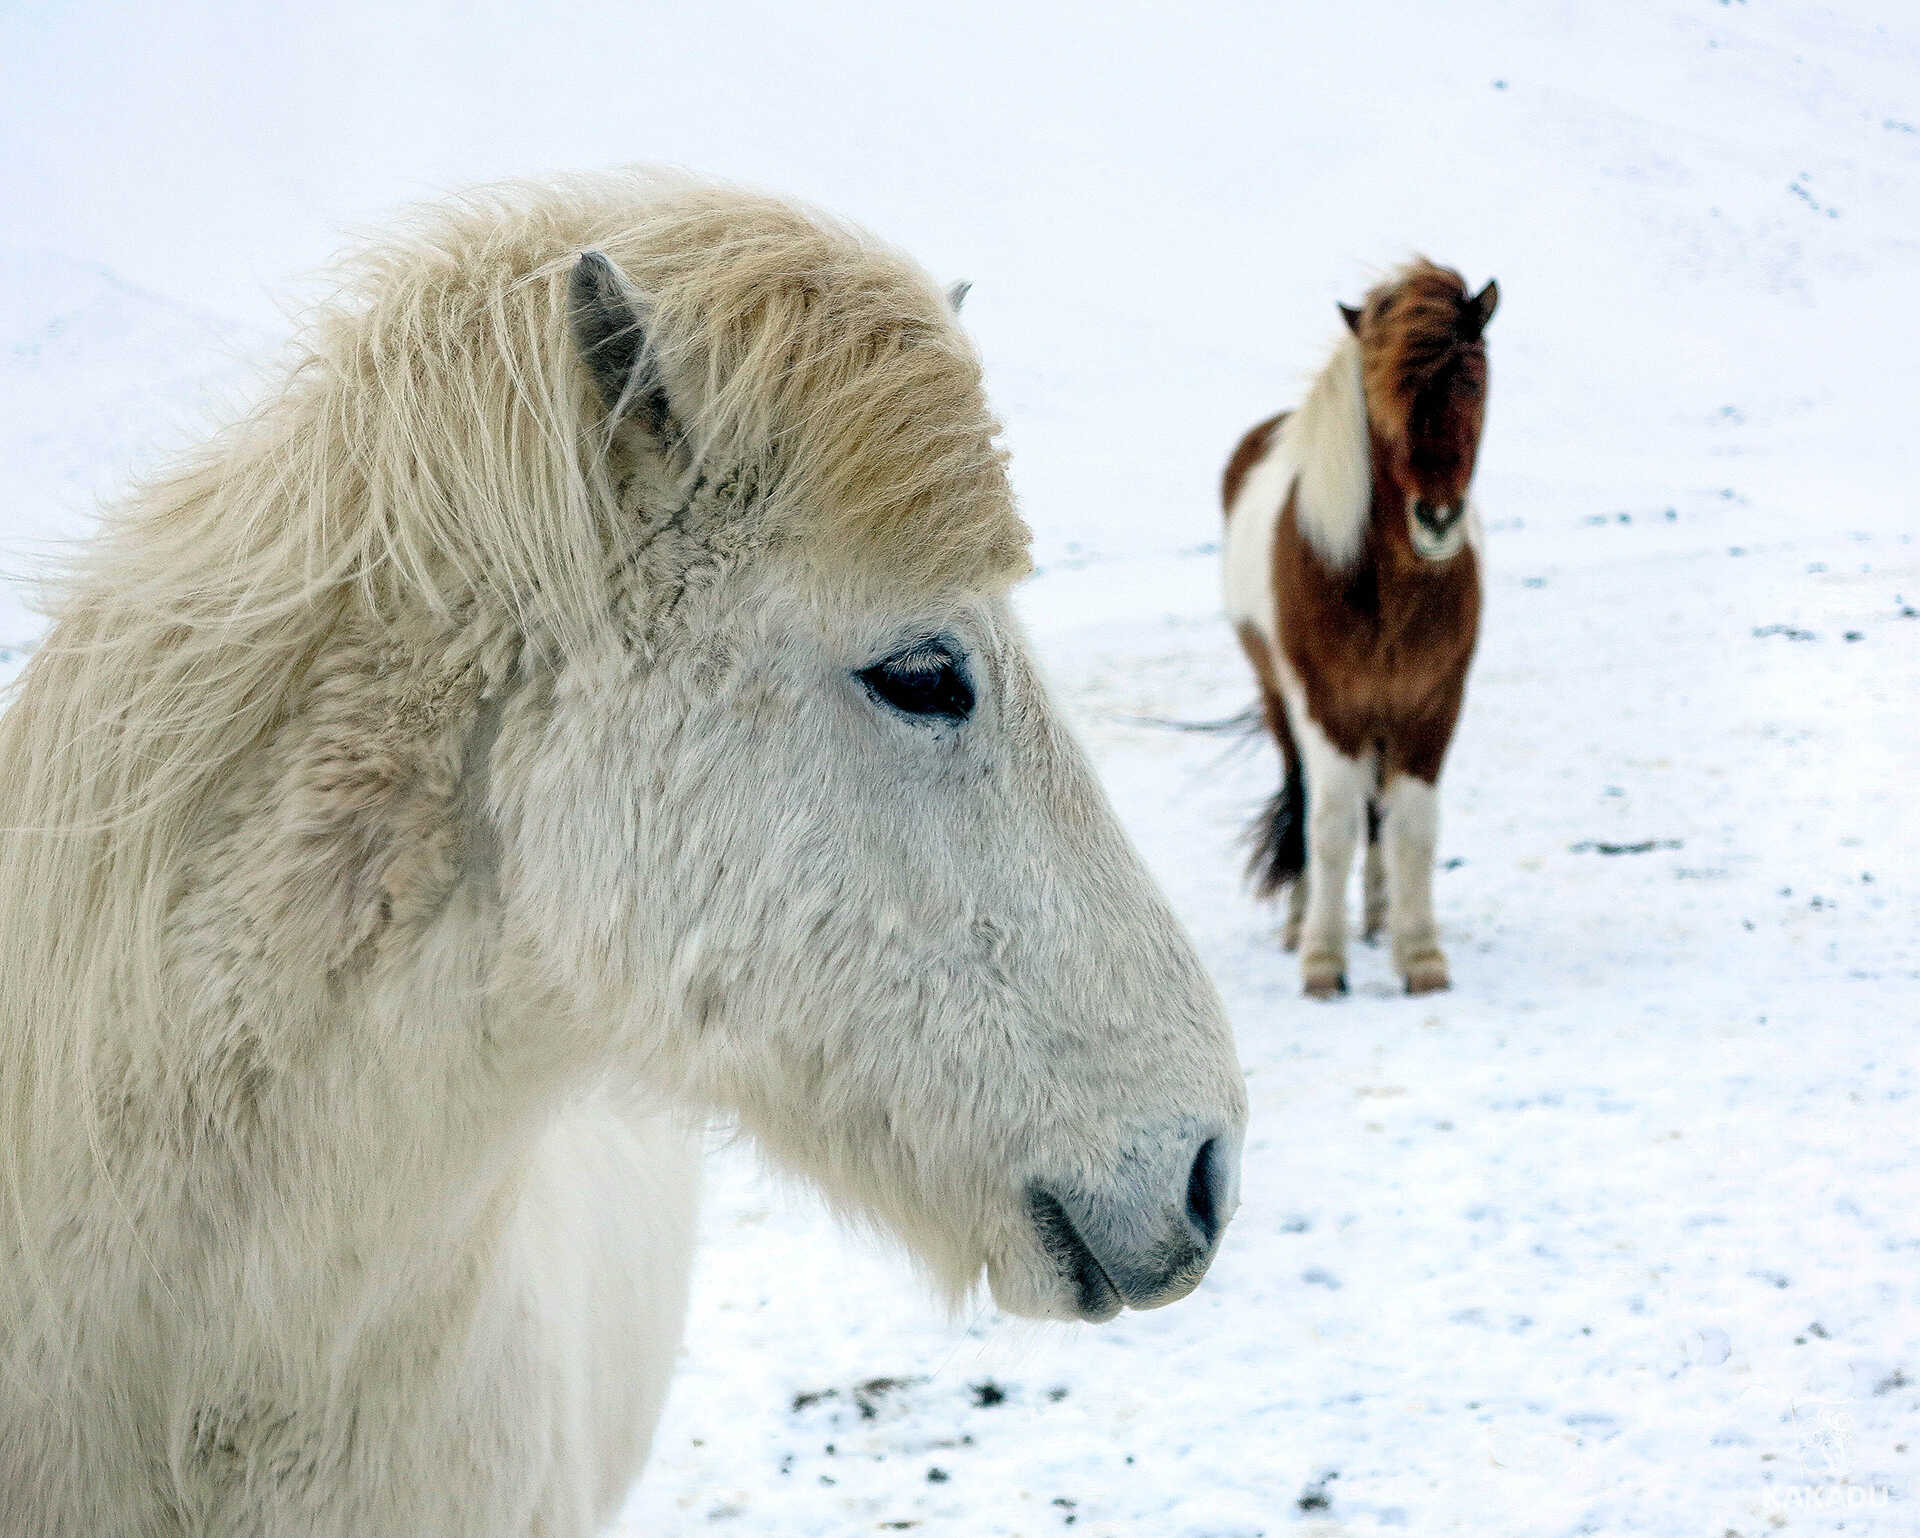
[1025,1124,1244,1322]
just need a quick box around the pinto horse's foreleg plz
[1293,708,1367,998]
[1381,773,1449,993]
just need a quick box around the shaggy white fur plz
[0,172,1244,1537]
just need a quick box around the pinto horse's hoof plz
[1280,917,1303,953]
[1301,952,1347,999]
[1402,950,1451,995]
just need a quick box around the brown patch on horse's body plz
[1221,412,1288,516]
[1272,446,1480,784]
[1231,620,1291,751]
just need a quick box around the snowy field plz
[3,2,1915,1533]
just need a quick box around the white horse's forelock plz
[1281,331,1371,571]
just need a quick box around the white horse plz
[0,174,1246,1536]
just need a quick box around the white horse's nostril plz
[1185,1136,1228,1248]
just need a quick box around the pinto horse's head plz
[493,192,1245,1324]
[1342,260,1498,561]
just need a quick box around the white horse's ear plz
[570,251,677,437]
[1465,278,1499,337]
[570,251,643,409]
[1338,302,1364,335]
[946,279,972,314]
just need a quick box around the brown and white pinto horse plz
[1222,260,1497,997]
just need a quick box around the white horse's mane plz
[0,170,1029,1276]
[1281,330,1372,571]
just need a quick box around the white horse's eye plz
[857,641,975,722]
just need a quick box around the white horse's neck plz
[1283,332,1372,571]
[0,627,698,1533]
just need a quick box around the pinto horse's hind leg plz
[1381,773,1449,993]
[1294,709,1368,999]
[1361,798,1387,943]
[1281,876,1307,952]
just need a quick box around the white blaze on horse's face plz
[498,257,1248,1325]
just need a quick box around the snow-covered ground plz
[2,2,1914,1533]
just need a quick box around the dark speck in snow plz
[1298,1470,1339,1511]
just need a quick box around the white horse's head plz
[489,205,1246,1322]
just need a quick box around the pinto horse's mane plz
[1274,329,1371,570]
[0,171,1027,1274]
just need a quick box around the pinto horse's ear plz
[1338,302,1364,335]
[946,279,972,314]
[1464,278,1500,338]
[569,251,674,435]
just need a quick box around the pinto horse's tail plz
[1245,760,1306,896]
[1245,692,1306,896]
